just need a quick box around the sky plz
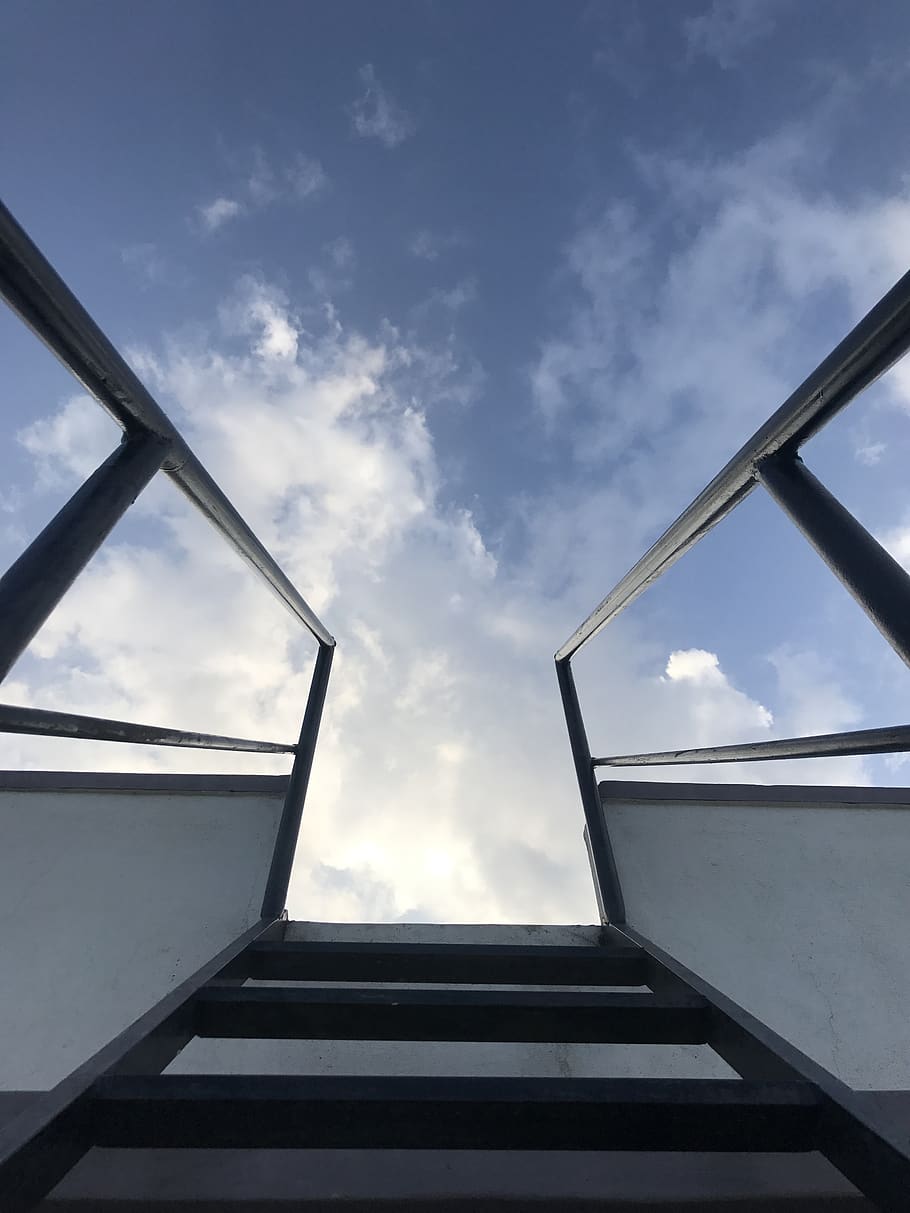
[2,0,910,923]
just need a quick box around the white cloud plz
[684,0,783,69]
[5,274,876,922]
[196,149,328,233]
[856,440,886,466]
[412,278,479,326]
[10,121,904,923]
[220,277,301,362]
[0,488,22,514]
[589,2,651,94]
[120,243,169,287]
[18,395,121,486]
[325,237,355,269]
[350,64,415,148]
[246,147,279,206]
[434,279,477,312]
[882,521,910,570]
[408,229,464,262]
[198,196,244,233]
[287,153,328,199]
[661,649,774,744]
[410,230,442,261]
[531,130,910,491]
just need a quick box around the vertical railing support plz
[261,642,335,918]
[0,432,170,683]
[556,657,625,924]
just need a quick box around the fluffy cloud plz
[198,196,244,233]
[882,521,910,570]
[8,123,901,923]
[664,648,774,741]
[684,0,783,68]
[6,293,871,925]
[18,395,121,485]
[409,229,465,262]
[531,128,910,538]
[349,64,415,148]
[196,149,328,233]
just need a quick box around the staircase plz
[1,919,908,1210]
[3,200,910,1211]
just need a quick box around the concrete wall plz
[602,780,910,1089]
[3,916,881,1208]
[0,771,285,1089]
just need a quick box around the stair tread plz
[90,1075,821,1152]
[194,984,708,1043]
[230,940,649,987]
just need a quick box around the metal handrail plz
[0,199,335,917]
[556,266,910,663]
[0,200,334,649]
[593,723,910,768]
[0,704,296,755]
[557,267,910,921]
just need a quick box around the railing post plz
[555,656,625,924]
[0,432,169,683]
[261,642,335,918]
[758,455,910,670]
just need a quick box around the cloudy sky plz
[2,0,910,923]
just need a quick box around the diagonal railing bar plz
[0,433,170,682]
[556,265,910,664]
[0,200,333,649]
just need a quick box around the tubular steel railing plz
[0,200,334,918]
[557,267,910,923]
[5,196,910,926]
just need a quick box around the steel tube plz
[261,643,334,918]
[0,433,168,683]
[0,703,295,754]
[593,723,910,767]
[0,200,334,649]
[0,201,179,446]
[556,267,910,662]
[759,456,910,669]
[556,658,625,924]
[174,454,334,646]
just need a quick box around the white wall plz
[0,772,285,1089]
[8,772,902,1098]
[602,780,910,1089]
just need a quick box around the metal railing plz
[557,267,910,923]
[0,200,334,918]
[5,196,910,927]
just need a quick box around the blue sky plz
[3,0,910,921]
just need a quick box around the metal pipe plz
[593,723,910,767]
[556,267,910,662]
[0,200,334,650]
[0,703,295,754]
[174,454,334,647]
[0,433,168,683]
[556,657,625,924]
[0,200,180,447]
[759,455,910,669]
[261,643,334,918]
